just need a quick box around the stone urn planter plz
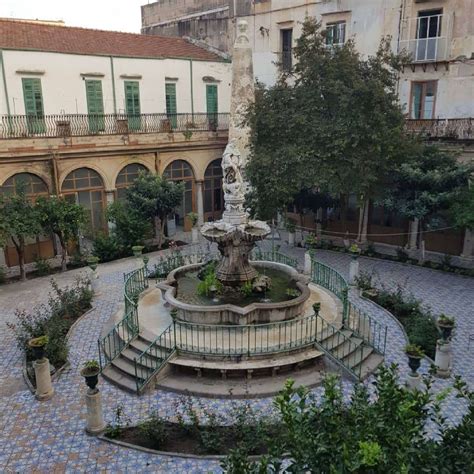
[86,256,99,271]
[80,360,100,391]
[28,335,49,360]
[437,314,455,342]
[188,212,200,244]
[349,243,361,260]
[405,344,424,375]
[285,218,296,247]
[312,302,321,316]
[132,245,144,258]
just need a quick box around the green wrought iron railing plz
[98,266,148,371]
[310,257,349,309]
[252,249,298,269]
[149,252,213,281]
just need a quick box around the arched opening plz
[61,168,106,237]
[163,160,195,232]
[204,159,223,222]
[0,173,53,267]
[115,163,149,200]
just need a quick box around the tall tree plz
[125,173,184,248]
[0,191,41,280]
[36,196,86,271]
[381,145,471,247]
[247,19,411,240]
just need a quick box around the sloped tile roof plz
[0,18,223,61]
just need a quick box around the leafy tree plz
[0,191,41,281]
[125,173,184,248]
[223,365,474,473]
[107,200,153,250]
[36,196,86,271]
[450,186,474,230]
[247,19,411,240]
[381,146,471,246]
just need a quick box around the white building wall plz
[0,50,231,116]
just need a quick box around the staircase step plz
[343,346,374,371]
[101,366,138,393]
[329,337,363,360]
[121,347,165,369]
[111,355,153,379]
[353,352,385,380]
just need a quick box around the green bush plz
[34,257,51,276]
[138,411,166,447]
[0,265,6,284]
[92,233,126,262]
[7,277,92,370]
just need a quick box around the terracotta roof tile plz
[0,18,223,61]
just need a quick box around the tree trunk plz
[159,218,166,249]
[58,235,67,272]
[357,199,369,243]
[12,237,26,281]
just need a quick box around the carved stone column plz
[105,190,115,232]
[196,180,204,226]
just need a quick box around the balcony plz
[0,113,230,139]
[399,13,452,63]
[405,118,474,140]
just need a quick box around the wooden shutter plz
[124,81,141,131]
[22,78,45,134]
[206,85,218,130]
[165,83,177,128]
[85,80,105,132]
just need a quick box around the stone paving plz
[0,236,473,472]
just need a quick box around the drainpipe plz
[109,56,117,114]
[189,59,195,120]
[0,50,11,116]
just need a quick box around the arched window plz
[1,172,48,198]
[61,168,105,236]
[163,160,195,230]
[116,163,149,200]
[204,159,223,222]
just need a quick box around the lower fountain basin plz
[158,261,310,325]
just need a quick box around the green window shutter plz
[165,83,177,128]
[124,81,141,131]
[206,84,218,130]
[85,80,105,132]
[22,78,45,134]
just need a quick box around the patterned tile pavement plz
[0,236,472,472]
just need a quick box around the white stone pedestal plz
[192,227,199,244]
[34,358,54,401]
[349,258,359,285]
[91,270,100,295]
[406,372,422,391]
[435,340,452,378]
[85,389,106,435]
[288,232,295,247]
[304,252,312,275]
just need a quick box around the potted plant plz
[80,360,100,390]
[286,218,296,246]
[405,344,424,375]
[437,314,455,341]
[349,243,361,259]
[28,335,49,360]
[312,302,321,316]
[86,255,99,271]
[187,212,199,243]
[132,245,144,257]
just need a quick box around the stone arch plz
[1,168,52,193]
[161,155,199,181]
[59,162,111,192]
[0,172,49,197]
[115,162,150,200]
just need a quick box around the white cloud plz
[0,0,148,33]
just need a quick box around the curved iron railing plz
[251,249,298,269]
[98,266,148,371]
[0,112,230,139]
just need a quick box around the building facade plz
[0,19,231,272]
[142,0,474,262]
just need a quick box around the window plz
[85,80,105,132]
[411,81,437,119]
[22,78,45,134]
[116,163,148,200]
[416,9,442,61]
[280,28,293,72]
[204,159,223,221]
[124,81,141,131]
[165,83,177,128]
[206,84,218,130]
[326,22,346,46]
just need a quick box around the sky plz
[0,0,151,33]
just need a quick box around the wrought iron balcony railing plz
[405,118,474,140]
[0,112,230,139]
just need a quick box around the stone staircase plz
[101,322,383,393]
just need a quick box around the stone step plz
[343,346,374,370]
[353,352,384,380]
[101,366,138,393]
[329,337,363,360]
[121,347,165,370]
[111,354,154,380]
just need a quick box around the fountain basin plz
[158,261,310,325]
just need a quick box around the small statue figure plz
[222,140,243,199]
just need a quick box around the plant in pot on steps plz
[405,344,424,375]
[285,218,296,246]
[132,245,145,258]
[28,335,49,360]
[313,302,321,316]
[86,255,99,271]
[437,314,455,342]
[81,360,100,391]
[349,243,361,259]
[188,212,199,243]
